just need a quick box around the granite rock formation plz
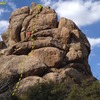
[0,2,96,100]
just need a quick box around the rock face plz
[0,41,6,49]
[0,2,95,99]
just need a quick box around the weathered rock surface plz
[0,2,95,99]
[0,41,6,50]
[17,76,46,94]
[1,32,9,47]
[30,47,64,67]
[0,42,3,49]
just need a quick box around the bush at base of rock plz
[7,80,100,100]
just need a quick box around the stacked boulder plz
[0,2,95,99]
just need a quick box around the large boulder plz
[0,55,48,80]
[10,6,29,19]
[43,68,84,83]
[16,76,46,95]
[8,6,29,46]
[58,17,78,31]
[30,47,64,67]
[9,14,28,46]
[0,2,95,99]
[26,6,57,33]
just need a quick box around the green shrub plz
[66,81,100,100]
[27,80,100,100]
[7,80,100,100]
[7,95,19,100]
[27,81,70,100]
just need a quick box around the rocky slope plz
[0,2,96,100]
